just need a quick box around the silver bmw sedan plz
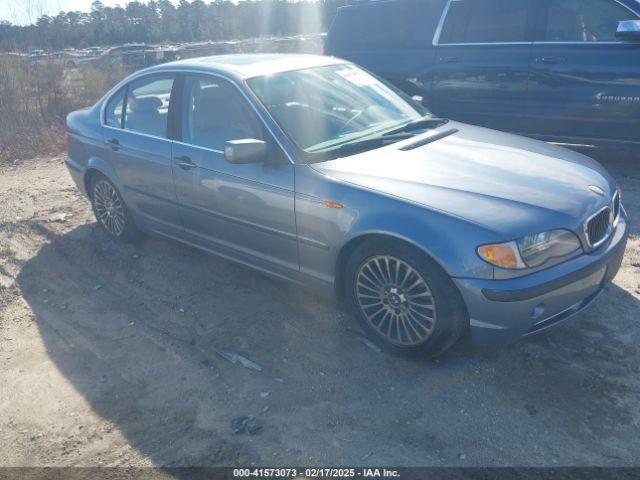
[65,54,629,358]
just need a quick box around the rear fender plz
[84,156,122,199]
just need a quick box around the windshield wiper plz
[334,133,415,156]
[383,117,449,136]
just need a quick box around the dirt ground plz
[0,150,639,468]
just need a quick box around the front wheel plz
[344,239,467,358]
[90,174,141,243]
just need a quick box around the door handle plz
[107,138,121,150]
[440,56,459,64]
[174,155,196,170]
[537,56,565,64]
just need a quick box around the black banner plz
[1,468,640,480]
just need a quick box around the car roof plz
[144,54,348,80]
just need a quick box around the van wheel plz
[90,174,141,243]
[344,239,467,358]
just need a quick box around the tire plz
[90,174,141,243]
[344,238,467,358]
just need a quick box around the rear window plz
[439,0,533,44]
[105,88,125,128]
[327,0,446,52]
[123,75,174,138]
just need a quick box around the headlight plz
[478,229,581,269]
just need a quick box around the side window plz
[181,75,263,151]
[123,75,174,138]
[105,88,125,128]
[542,0,637,42]
[439,0,532,44]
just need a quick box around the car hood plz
[312,122,617,238]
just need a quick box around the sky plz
[0,0,178,25]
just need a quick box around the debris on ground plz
[361,452,373,461]
[49,213,68,223]
[216,350,263,371]
[354,334,382,353]
[231,416,262,435]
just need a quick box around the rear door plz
[102,74,182,234]
[526,0,640,145]
[431,0,536,132]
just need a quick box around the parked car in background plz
[50,51,85,68]
[326,0,640,147]
[100,44,152,69]
[65,54,628,358]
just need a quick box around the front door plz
[171,74,298,272]
[527,0,640,144]
[431,0,536,133]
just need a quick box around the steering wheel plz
[338,105,392,135]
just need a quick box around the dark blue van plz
[326,0,640,147]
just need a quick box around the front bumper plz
[453,211,629,344]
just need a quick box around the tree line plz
[0,0,353,52]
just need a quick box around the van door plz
[526,0,640,145]
[431,0,536,133]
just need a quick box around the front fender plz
[340,201,494,280]
[295,166,495,291]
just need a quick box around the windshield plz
[247,64,432,161]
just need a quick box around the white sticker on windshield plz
[336,67,376,87]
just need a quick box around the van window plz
[105,88,125,128]
[327,0,430,51]
[542,0,637,42]
[181,75,263,151]
[439,0,532,44]
[124,75,174,138]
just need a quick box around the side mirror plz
[224,139,267,164]
[616,20,640,42]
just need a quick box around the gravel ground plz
[0,150,639,468]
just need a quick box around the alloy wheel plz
[93,180,125,237]
[355,255,437,346]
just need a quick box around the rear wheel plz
[90,174,141,243]
[345,239,467,358]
